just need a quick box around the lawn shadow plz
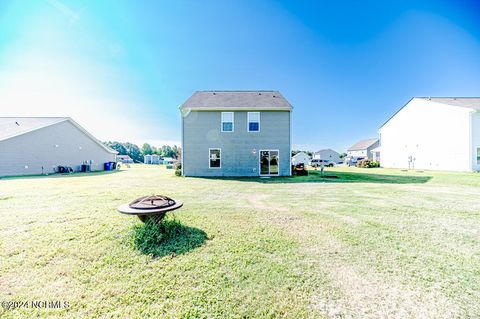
[133,218,207,258]
[196,169,432,185]
[0,169,123,181]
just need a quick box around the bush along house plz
[180,90,293,177]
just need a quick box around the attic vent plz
[258,93,261,95]
[273,95,276,98]
[213,92,216,95]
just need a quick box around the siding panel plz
[380,99,472,171]
[0,121,116,177]
[183,111,291,176]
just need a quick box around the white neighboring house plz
[313,149,342,163]
[370,146,381,162]
[144,154,161,164]
[162,157,175,164]
[292,152,311,165]
[116,155,133,163]
[380,97,480,172]
[0,117,117,177]
[347,138,379,161]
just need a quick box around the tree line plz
[103,141,181,163]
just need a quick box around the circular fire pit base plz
[137,213,167,223]
[117,195,183,223]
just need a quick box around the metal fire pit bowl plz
[117,195,183,223]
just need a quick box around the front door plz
[259,150,279,176]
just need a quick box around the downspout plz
[469,111,474,172]
[289,109,292,176]
[180,106,185,176]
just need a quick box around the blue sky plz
[1,0,480,151]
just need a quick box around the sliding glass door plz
[259,150,279,176]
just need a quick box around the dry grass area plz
[1,165,479,318]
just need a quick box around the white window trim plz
[258,149,279,176]
[209,148,221,169]
[221,112,234,132]
[247,112,260,132]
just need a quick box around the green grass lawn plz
[1,165,480,318]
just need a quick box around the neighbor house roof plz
[314,148,339,154]
[180,90,293,111]
[418,97,480,110]
[348,138,378,151]
[292,152,310,158]
[0,117,117,154]
[380,97,480,129]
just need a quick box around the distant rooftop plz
[418,97,480,110]
[348,138,378,151]
[0,117,67,141]
[381,97,480,129]
[0,117,117,154]
[180,90,292,111]
[314,148,338,154]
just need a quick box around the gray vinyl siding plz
[182,111,291,177]
[0,121,116,177]
[366,140,380,159]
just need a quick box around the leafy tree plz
[172,145,178,156]
[124,142,143,162]
[103,141,182,162]
[160,145,175,158]
[339,152,347,159]
[104,141,127,155]
[175,146,181,160]
[142,143,153,155]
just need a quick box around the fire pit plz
[117,195,183,223]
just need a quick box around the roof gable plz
[293,152,310,158]
[348,138,378,151]
[315,148,339,154]
[0,117,68,141]
[180,90,292,111]
[419,97,480,110]
[380,97,480,129]
[0,117,117,154]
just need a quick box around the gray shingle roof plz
[180,90,292,111]
[0,117,117,154]
[380,97,480,129]
[0,117,67,141]
[418,97,480,110]
[348,138,378,151]
[314,148,339,154]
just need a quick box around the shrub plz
[133,217,207,257]
[370,161,380,168]
[356,159,380,168]
[173,162,182,176]
[174,162,182,176]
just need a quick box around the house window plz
[221,112,234,132]
[248,112,260,132]
[477,147,480,164]
[209,148,221,168]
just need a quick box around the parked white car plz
[309,159,335,167]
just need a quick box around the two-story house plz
[180,90,293,177]
[346,138,379,162]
